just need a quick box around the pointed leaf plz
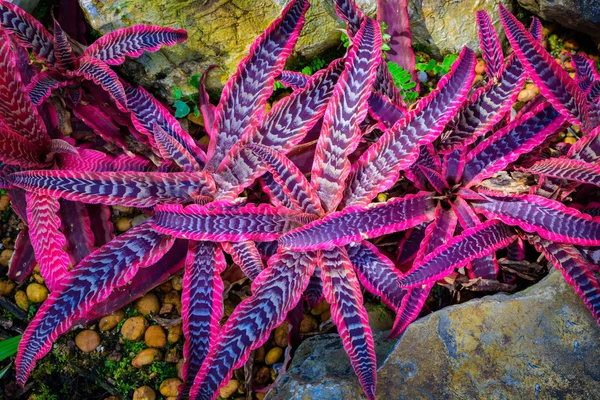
[153,122,202,172]
[0,2,54,62]
[8,227,36,283]
[52,20,76,71]
[197,66,217,139]
[71,103,132,152]
[71,56,127,110]
[528,158,600,187]
[220,241,264,281]
[26,71,68,106]
[0,127,46,168]
[476,10,504,78]
[276,70,309,89]
[304,267,323,308]
[58,199,95,265]
[388,284,431,338]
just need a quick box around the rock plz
[365,303,395,332]
[167,324,182,343]
[518,0,600,42]
[164,347,180,363]
[14,290,29,311]
[299,314,318,333]
[0,280,15,296]
[176,359,184,380]
[99,309,125,332]
[265,347,284,365]
[163,290,182,313]
[475,58,486,75]
[518,89,537,102]
[274,322,289,348]
[255,366,271,385]
[135,293,160,315]
[26,283,48,303]
[0,249,13,267]
[132,348,163,368]
[4,0,39,13]
[267,271,600,399]
[121,316,149,341]
[131,214,150,227]
[310,299,329,316]
[219,379,239,399]
[75,330,101,353]
[115,217,132,232]
[159,377,182,397]
[145,325,167,348]
[254,346,266,363]
[0,195,10,211]
[133,386,156,400]
[171,276,183,291]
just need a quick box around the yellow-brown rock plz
[176,359,184,380]
[219,379,239,399]
[132,348,162,368]
[254,346,265,363]
[265,347,283,365]
[135,293,160,315]
[475,58,486,75]
[159,378,182,397]
[299,314,318,333]
[165,347,180,363]
[99,309,125,332]
[167,324,182,343]
[310,299,329,316]
[115,217,132,232]
[133,386,156,400]
[26,283,48,302]
[163,290,182,313]
[0,195,10,211]
[75,330,101,353]
[145,325,167,348]
[15,290,29,311]
[171,276,183,291]
[0,280,15,296]
[121,316,148,341]
[0,249,12,267]
[274,322,289,348]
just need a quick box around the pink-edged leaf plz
[58,199,95,265]
[461,102,567,187]
[86,204,114,247]
[304,267,323,307]
[587,81,600,103]
[220,241,264,281]
[206,0,309,170]
[0,36,50,149]
[7,187,27,222]
[528,236,600,324]
[320,247,376,400]
[15,221,174,385]
[438,55,526,154]
[388,284,431,338]
[344,47,476,207]
[259,172,297,211]
[442,148,465,185]
[398,220,516,287]
[367,92,406,130]
[566,126,600,163]
[179,241,226,399]
[414,204,458,263]
[52,20,76,71]
[153,122,202,172]
[153,203,300,242]
[471,191,600,246]
[25,192,70,291]
[26,71,68,106]
[529,16,543,42]
[499,5,588,128]
[0,1,55,62]
[0,127,47,168]
[124,85,206,166]
[8,227,36,283]
[347,241,406,312]
[415,164,449,193]
[70,56,127,110]
[58,149,150,172]
[405,145,439,190]
[311,18,381,213]
[276,70,309,89]
[572,53,600,90]
[476,10,504,78]
[279,192,436,251]
[397,224,427,266]
[83,25,187,65]
[378,0,416,86]
[215,59,344,199]
[246,144,322,215]
[71,103,132,153]
[9,170,215,207]
[507,236,526,261]
[528,158,600,187]
[197,66,217,139]
[190,250,316,400]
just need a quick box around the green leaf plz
[0,336,21,362]
[340,32,350,48]
[273,81,285,91]
[174,100,191,118]
[381,43,391,51]
[0,363,11,380]
[193,105,201,118]
[301,66,313,76]
[172,87,182,100]
[189,74,202,90]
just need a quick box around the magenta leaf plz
[153,122,202,172]
[528,158,600,187]
[71,56,128,110]
[220,241,264,281]
[58,199,95,265]
[304,267,323,307]
[0,127,47,168]
[71,103,132,153]
[26,71,68,106]
[378,0,416,85]
[83,25,187,65]
[8,227,36,283]
[179,241,226,399]
[476,10,504,78]
[9,170,216,207]
[197,66,217,139]
[279,192,436,251]
[190,250,316,399]
[52,19,76,72]
[389,285,431,338]
[320,247,376,400]
[15,221,174,385]
[276,70,309,89]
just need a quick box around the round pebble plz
[26,283,48,303]
[176,359,184,380]
[168,324,182,343]
[171,276,183,291]
[310,299,330,316]
[133,386,156,400]
[417,71,428,83]
[219,379,239,399]
[517,89,536,103]
[145,325,167,348]
[132,348,162,368]
[254,346,265,363]
[475,58,486,75]
[265,347,283,365]
[115,217,132,232]
[0,195,10,211]
[159,378,182,397]
[254,366,270,385]
[0,249,13,267]
[564,136,577,145]
[15,290,29,311]
[121,316,148,341]
[135,293,160,315]
[75,330,101,353]
[300,314,318,333]
[0,280,15,296]
[99,309,126,332]
[274,322,289,348]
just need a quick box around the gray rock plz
[6,0,39,13]
[518,0,600,42]
[267,270,600,399]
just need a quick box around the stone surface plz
[266,271,600,399]
[518,0,600,42]
[77,0,512,99]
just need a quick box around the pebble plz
[159,378,182,397]
[32,271,45,285]
[255,366,271,385]
[0,249,13,267]
[112,205,133,213]
[132,348,163,368]
[564,38,579,50]
[300,314,318,333]
[133,386,156,400]
[176,359,184,380]
[525,83,540,94]
[187,112,204,127]
[171,276,183,291]
[0,280,15,296]
[320,309,331,322]
[0,195,10,211]
[563,59,574,72]
[26,283,48,302]
[219,379,239,399]
[165,347,180,363]
[256,394,266,400]
[75,330,101,353]
[164,290,182,313]
[168,324,182,343]
[517,89,536,103]
[15,290,29,311]
[475,58,486,75]
[564,136,577,145]
[135,293,160,315]
[121,316,148,341]
[159,280,173,293]
[254,346,265,363]
[99,309,125,332]
[310,299,330,316]
[145,325,167,348]
[115,217,132,232]
[473,74,483,83]
[159,303,175,314]
[417,71,428,83]
[131,214,150,227]
[274,322,289,348]
[265,347,283,365]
